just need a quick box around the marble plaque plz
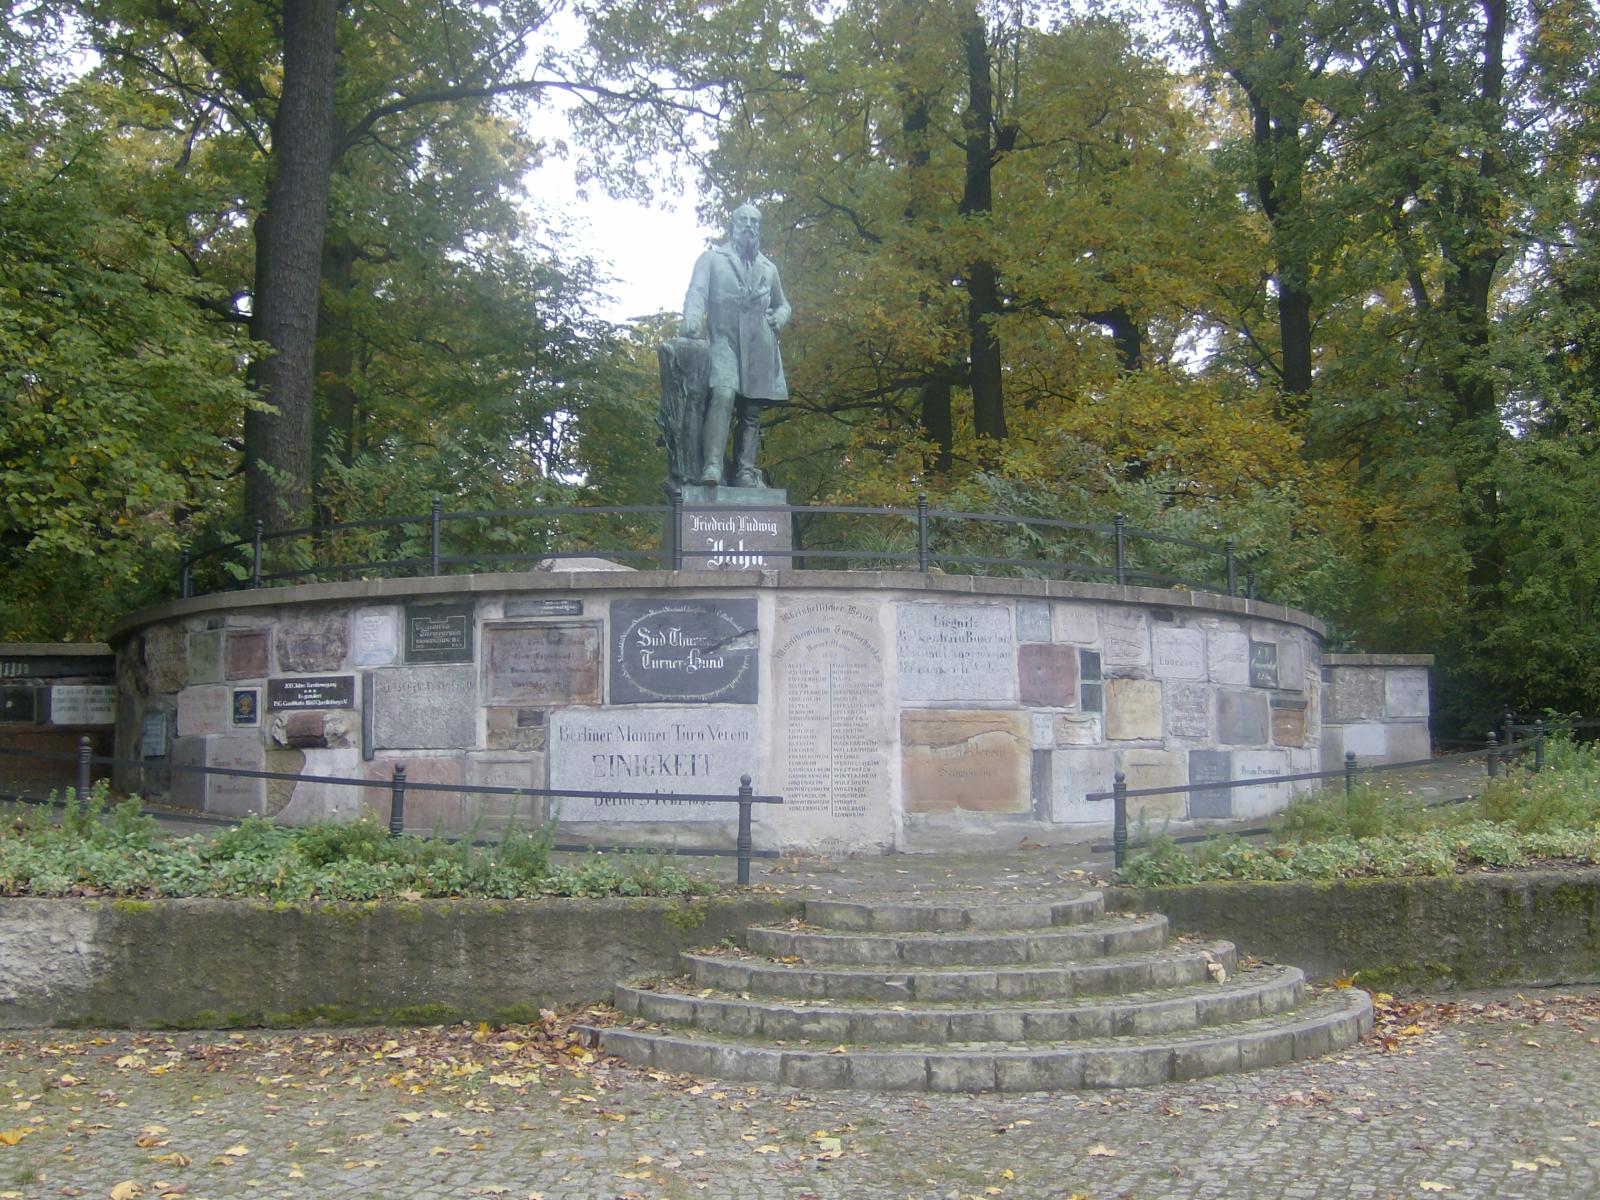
[505,598,583,618]
[1326,668,1383,721]
[773,598,889,823]
[483,622,601,705]
[48,685,116,726]
[1101,608,1150,669]
[187,629,223,684]
[1188,749,1233,818]
[176,685,230,736]
[1271,700,1308,747]
[1050,746,1117,822]
[350,608,401,667]
[1018,643,1077,707]
[1152,627,1205,681]
[610,598,758,704]
[370,666,477,749]
[1165,681,1210,739]
[277,616,350,673]
[896,603,1016,702]
[1016,600,1053,644]
[405,602,474,665]
[1217,690,1270,745]
[140,712,168,758]
[549,707,759,822]
[1120,749,1187,821]
[1207,630,1249,687]
[1054,712,1102,746]
[0,686,38,723]
[1030,712,1056,749]
[1249,640,1279,689]
[267,675,355,711]
[901,710,1030,814]
[224,629,269,679]
[206,736,265,818]
[1053,604,1100,645]
[1385,669,1430,718]
[677,506,793,570]
[1278,639,1306,691]
[1105,678,1162,741]
[1232,750,1291,818]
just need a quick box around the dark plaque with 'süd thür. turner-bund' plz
[609,598,758,705]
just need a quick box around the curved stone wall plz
[109,569,1324,852]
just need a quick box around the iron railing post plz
[1485,731,1499,779]
[1246,570,1256,601]
[179,549,192,599]
[1112,771,1128,870]
[916,493,930,573]
[671,491,685,570]
[430,496,442,576]
[77,734,92,814]
[250,520,264,589]
[1503,709,1516,750]
[1225,539,1236,596]
[1344,750,1357,798]
[388,764,407,837]
[1113,513,1128,586]
[1535,719,1546,773]
[736,775,754,886]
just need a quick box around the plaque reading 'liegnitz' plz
[609,598,758,704]
[267,675,355,711]
[405,602,475,664]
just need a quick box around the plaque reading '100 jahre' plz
[609,598,758,704]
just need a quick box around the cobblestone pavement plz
[3,988,1597,1200]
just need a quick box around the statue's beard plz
[733,230,758,259]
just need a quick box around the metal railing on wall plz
[0,741,782,886]
[177,498,1259,604]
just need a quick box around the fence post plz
[1225,539,1236,596]
[179,549,192,599]
[77,734,92,815]
[430,495,442,576]
[251,520,264,589]
[916,493,930,573]
[1113,513,1128,586]
[1485,731,1499,779]
[1535,719,1546,773]
[1112,771,1128,870]
[736,775,754,886]
[388,764,407,837]
[1503,709,1516,750]
[1246,569,1256,601]
[1344,750,1357,798]
[671,491,685,570]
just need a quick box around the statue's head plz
[729,203,761,257]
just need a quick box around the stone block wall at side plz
[1319,653,1434,771]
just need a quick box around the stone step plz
[803,892,1104,933]
[744,914,1168,967]
[616,962,1306,1044]
[682,939,1238,1002]
[594,985,1372,1092]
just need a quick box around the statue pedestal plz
[664,483,793,571]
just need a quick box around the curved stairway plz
[592,892,1372,1092]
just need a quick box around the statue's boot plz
[700,388,735,485]
[730,403,762,487]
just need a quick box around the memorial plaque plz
[1101,607,1150,669]
[1120,750,1186,820]
[1278,638,1306,691]
[549,707,759,822]
[1385,669,1430,718]
[267,675,355,712]
[406,602,474,665]
[1054,712,1102,746]
[0,686,38,723]
[1053,604,1100,645]
[1271,700,1307,747]
[484,622,602,705]
[1165,681,1210,739]
[364,757,468,831]
[1188,749,1233,818]
[505,597,584,618]
[206,736,265,818]
[895,603,1015,702]
[140,712,168,758]
[610,598,758,704]
[176,685,230,736]
[1030,712,1056,749]
[232,688,260,727]
[142,625,188,693]
[675,505,793,570]
[1326,667,1383,721]
[1050,746,1116,822]
[1249,640,1279,689]
[1105,678,1163,741]
[773,598,889,825]
[1,652,112,679]
[1217,690,1270,745]
[350,608,400,667]
[1018,643,1077,707]
[487,707,548,751]
[1015,600,1053,644]
[1078,649,1103,713]
[277,616,350,673]
[1232,750,1290,817]
[1207,630,1250,687]
[186,629,224,683]
[225,629,270,679]
[47,684,115,726]
[901,710,1030,814]
[370,667,476,749]
[1152,627,1205,681]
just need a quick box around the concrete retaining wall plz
[1111,868,1600,991]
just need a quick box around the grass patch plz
[0,783,717,901]
[1115,737,1600,886]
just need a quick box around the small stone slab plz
[186,629,223,684]
[1164,681,1210,739]
[1384,668,1430,718]
[350,608,401,667]
[1015,600,1053,644]
[1152,627,1205,681]
[1217,690,1269,745]
[1249,640,1279,689]
[1018,643,1077,707]
[1052,604,1100,645]
[483,621,601,705]
[1101,607,1150,669]
[1104,678,1162,741]
[175,685,230,737]
[369,666,477,750]
[896,603,1016,702]
[1207,630,1249,687]
[224,629,269,679]
[900,710,1030,814]
[1188,749,1232,818]
[277,616,350,673]
[405,602,474,665]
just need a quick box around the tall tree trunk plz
[313,232,358,523]
[959,3,1005,446]
[245,0,339,530]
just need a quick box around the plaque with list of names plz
[609,598,758,704]
[405,602,475,664]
